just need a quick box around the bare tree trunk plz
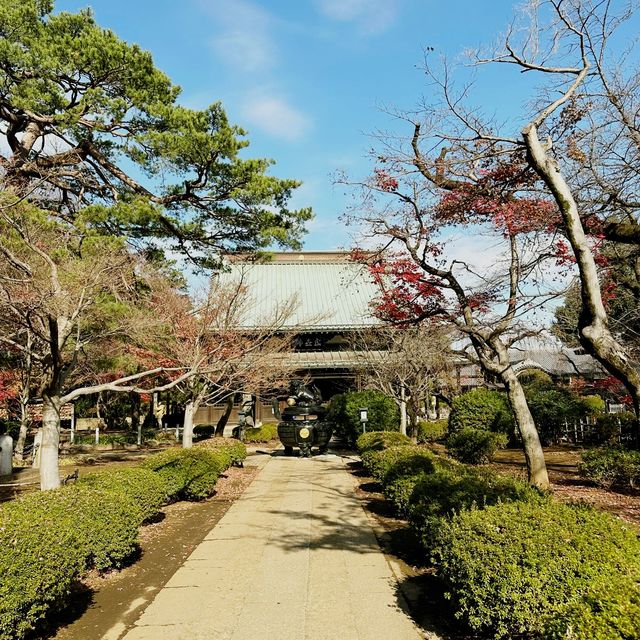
[14,393,29,460]
[182,399,195,449]
[399,384,407,436]
[40,394,61,490]
[501,367,549,490]
[215,395,234,437]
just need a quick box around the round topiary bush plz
[327,390,400,445]
[445,428,508,464]
[432,500,640,639]
[243,423,278,443]
[448,388,514,435]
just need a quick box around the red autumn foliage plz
[366,258,446,322]
[373,168,399,192]
[0,370,19,404]
[435,161,559,236]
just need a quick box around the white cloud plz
[198,0,277,72]
[241,94,312,142]
[314,0,400,35]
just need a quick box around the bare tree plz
[414,0,640,421]
[352,325,457,436]
[159,278,296,447]
[0,196,199,489]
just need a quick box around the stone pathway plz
[121,452,422,640]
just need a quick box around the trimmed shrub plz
[544,573,640,640]
[408,465,539,551]
[380,449,438,514]
[445,428,508,464]
[432,500,640,639]
[243,422,278,443]
[524,387,585,445]
[578,445,640,489]
[78,467,170,522]
[193,424,216,440]
[362,445,421,480]
[416,419,448,443]
[588,411,637,446]
[0,494,85,640]
[327,390,400,444]
[580,394,606,416]
[197,437,247,465]
[356,430,412,454]
[142,447,229,500]
[448,388,514,435]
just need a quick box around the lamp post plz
[359,407,368,434]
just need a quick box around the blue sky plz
[55,0,537,251]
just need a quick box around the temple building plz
[194,251,384,427]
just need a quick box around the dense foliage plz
[434,501,640,638]
[448,389,514,435]
[328,390,400,444]
[579,446,640,489]
[358,427,640,639]
[416,419,448,443]
[243,423,278,443]
[445,427,508,464]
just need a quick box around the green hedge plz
[142,447,230,500]
[433,500,640,639]
[197,437,247,465]
[0,483,141,639]
[544,573,640,640]
[356,430,412,453]
[579,445,640,489]
[328,390,399,444]
[193,424,216,440]
[448,388,514,435]
[78,467,170,522]
[445,428,508,464]
[408,464,539,551]
[243,422,278,443]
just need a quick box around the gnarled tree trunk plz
[215,395,234,437]
[501,367,549,490]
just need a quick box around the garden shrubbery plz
[416,418,448,443]
[433,500,640,639]
[356,430,412,453]
[328,390,399,444]
[141,447,231,500]
[193,424,216,440]
[358,421,640,639]
[579,445,640,488]
[448,388,514,435]
[445,427,508,464]
[1,443,234,639]
[243,422,278,443]
[197,437,247,465]
[0,484,141,639]
[78,467,170,522]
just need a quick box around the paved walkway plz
[121,452,422,640]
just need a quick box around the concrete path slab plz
[121,452,422,640]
